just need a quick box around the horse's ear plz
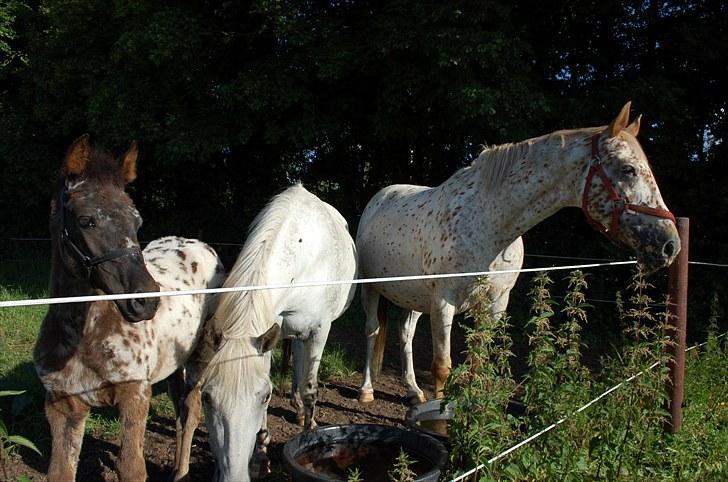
[256,323,281,354]
[121,141,138,184]
[607,101,632,138]
[63,134,91,177]
[625,114,641,137]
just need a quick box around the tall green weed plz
[445,267,725,481]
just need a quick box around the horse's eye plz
[201,391,212,405]
[78,216,96,228]
[621,165,637,176]
[262,391,272,405]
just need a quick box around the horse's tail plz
[371,297,389,379]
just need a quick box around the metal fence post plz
[665,217,689,433]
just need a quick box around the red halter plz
[581,132,676,240]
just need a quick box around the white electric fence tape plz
[0,260,638,308]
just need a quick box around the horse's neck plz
[469,131,590,244]
[44,245,94,337]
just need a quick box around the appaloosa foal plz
[33,135,224,481]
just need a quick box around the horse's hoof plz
[407,393,427,405]
[358,390,374,404]
[251,460,271,479]
[169,472,191,482]
[250,454,272,479]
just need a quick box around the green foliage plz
[388,447,417,482]
[0,390,41,480]
[444,277,520,477]
[346,466,363,482]
[447,267,727,481]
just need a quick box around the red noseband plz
[581,132,676,240]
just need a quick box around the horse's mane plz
[472,127,603,191]
[473,140,531,192]
[200,185,304,407]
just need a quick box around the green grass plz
[0,287,44,382]
[271,341,358,398]
[654,338,728,479]
[320,343,357,381]
[0,283,49,455]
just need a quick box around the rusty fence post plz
[665,217,689,433]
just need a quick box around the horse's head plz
[582,102,680,272]
[201,323,280,482]
[52,134,159,322]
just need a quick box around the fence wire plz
[0,260,639,308]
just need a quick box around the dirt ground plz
[3,368,433,482]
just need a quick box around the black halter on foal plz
[581,132,676,240]
[59,184,142,279]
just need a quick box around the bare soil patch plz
[3,369,434,482]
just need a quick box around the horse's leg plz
[45,392,90,482]
[488,282,515,319]
[488,238,522,318]
[172,383,201,482]
[430,295,456,398]
[399,310,426,404]
[290,339,305,426]
[249,408,272,477]
[358,283,382,403]
[300,322,332,430]
[166,368,186,473]
[116,381,151,482]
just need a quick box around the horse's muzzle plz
[634,221,681,273]
[118,288,160,322]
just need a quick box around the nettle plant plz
[445,267,676,481]
[443,277,520,478]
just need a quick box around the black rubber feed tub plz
[282,424,448,482]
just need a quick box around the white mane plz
[200,186,305,406]
[472,127,605,191]
[473,140,530,192]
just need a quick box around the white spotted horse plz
[357,102,680,404]
[33,134,225,482]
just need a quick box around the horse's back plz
[357,184,431,239]
[144,236,225,293]
[355,184,443,310]
[268,186,357,325]
[143,237,225,382]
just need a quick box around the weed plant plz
[0,390,41,480]
[444,277,520,476]
[445,267,726,481]
[388,448,417,482]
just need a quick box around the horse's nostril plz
[663,240,676,259]
[130,297,145,312]
[129,289,158,315]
